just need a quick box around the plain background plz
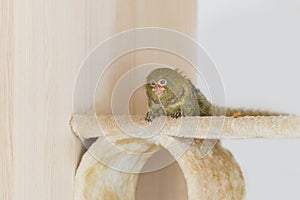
[197,1,300,199]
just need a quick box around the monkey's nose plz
[153,85,165,95]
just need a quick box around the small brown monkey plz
[145,68,280,121]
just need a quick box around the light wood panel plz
[0,0,14,199]
[2,0,88,199]
[1,0,198,199]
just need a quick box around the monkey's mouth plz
[153,86,165,95]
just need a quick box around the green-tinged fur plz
[145,68,280,121]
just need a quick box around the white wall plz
[197,1,300,199]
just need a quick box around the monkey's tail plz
[210,105,285,117]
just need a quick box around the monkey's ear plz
[183,74,189,79]
[175,67,185,75]
[142,84,148,88]
[174,67,181,73]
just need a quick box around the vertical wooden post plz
[0,0,14,199]
[0,0,199,199]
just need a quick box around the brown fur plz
[145,68,281,121]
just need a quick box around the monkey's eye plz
[150,80,156,87]
[158,79,167,86]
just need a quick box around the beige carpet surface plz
[71,114,300,200]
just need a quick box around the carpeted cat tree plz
[70,114,300,200]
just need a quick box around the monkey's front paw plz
[171,112,184,119]
[145,111,153,122]
[145,105,166,122]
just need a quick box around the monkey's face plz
[149,78,167,96]
[146,68,184,101]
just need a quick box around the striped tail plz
[210,105,284,117]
